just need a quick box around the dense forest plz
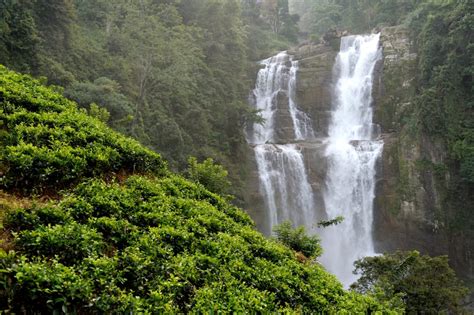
[0,0,300,201]
[0,0,472,313]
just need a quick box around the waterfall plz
[254,144,315,231]
[320,34,383,286]
[247,52,316,234]
[247,35,382,287]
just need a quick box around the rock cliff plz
[291,44,337,137]
[373,26,473,282]
[243,27,472,284]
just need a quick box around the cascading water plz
[247,52,316,234]
[248,52,314,144]
[253,145,315,231]
[247,35,382,287]
[320,34,383,286]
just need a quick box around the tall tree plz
[34,0,76,49]
[352,251,469,313]
[0,0,38,72]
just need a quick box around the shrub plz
[351,251,469,313]
[186,156,231,195]
[0,176,393,312]
[273,221,322,259]
[0,251,93,313]
[0,65,167,193]
[16,222,105,265]
[4,204,71,231]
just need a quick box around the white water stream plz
[247,52,315,234]
[321,34,383,286]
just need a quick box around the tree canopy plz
[351,251,469,314]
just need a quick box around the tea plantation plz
[0,66,399,313]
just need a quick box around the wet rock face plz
[373,26,472,281]
[373,25,445,253]
[242,145,268,233]
[273,91,295,143]
[300,140,328,219]
[373,26,438,250]
[373,26,422,249]
[373,26,418,133]
[292,44,336,137]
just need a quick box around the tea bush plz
[0,65,167,192]
[1,177,400,313]
[273,221,323,259]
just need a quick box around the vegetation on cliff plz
[0,67,400,313]
[410,1,474,235]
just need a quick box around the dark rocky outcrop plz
[274,91,296,143]
[291,44,337,137]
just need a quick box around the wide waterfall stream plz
[321,34,383,285]
[247,34,383,286]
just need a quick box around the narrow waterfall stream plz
[247,34,383,287]
[247,52,316,234]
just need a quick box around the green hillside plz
[0,67,398,313]
[0,65,167,193]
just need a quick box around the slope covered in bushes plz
[0,65,167,193]
[1,176,389,313]
[0,67,398,313]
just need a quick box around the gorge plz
[0,0,471,312]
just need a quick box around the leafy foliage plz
[414,1,474,182]
[317,215,344,228]
[64,78,132,129]
[273,221,322,259]
[399,1,474,237]
[0,0,39,72]
[186,157,231,196]
[0,176,396,313]
[0,66,166,192]
[296,0,421,39]
[351,251,469,314]
[88,103,110,123]
[259,0,299,42]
